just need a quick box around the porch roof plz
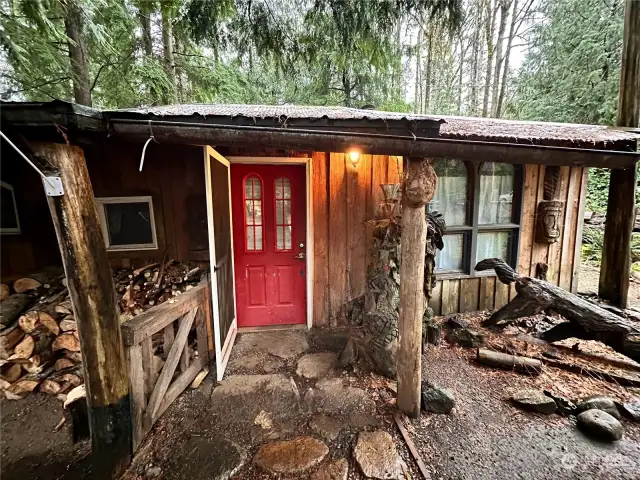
[1,100,638,168]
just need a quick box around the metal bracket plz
[43,176,64,196]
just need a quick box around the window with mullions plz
[428,159,521,275]
[244,175,263,251]
[274,177,292,251]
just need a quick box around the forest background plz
[0,0,636,216]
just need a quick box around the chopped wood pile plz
[0,261,204,402]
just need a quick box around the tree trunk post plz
[397,158,436,418]
[599,0,639,308]
[32,143,131,478]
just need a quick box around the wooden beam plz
[32,143,131,478]
[108,122,639,170]
[599,0,640,308]
[397,158,436,418]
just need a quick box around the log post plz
[397,158,436,417]
[32,143,131,478]
[599,0,639,308]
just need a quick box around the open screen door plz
[204,147,237,381]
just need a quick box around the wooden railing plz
[121,283,211,451]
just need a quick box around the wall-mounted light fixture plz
[348,149,361,168]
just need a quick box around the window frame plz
[0,181,21,235]
[433,161,524,279]
[96,196,158,251]
[242,174,264,253]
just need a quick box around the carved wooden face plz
[403,160,436,207]
[536,200,563,243]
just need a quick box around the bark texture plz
[62,0,92,106]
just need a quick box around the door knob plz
[293,252,305,260]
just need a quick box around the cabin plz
[1,100,638,473]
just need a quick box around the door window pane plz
[429,159,468,227]
[476,231,511,265]
[479,163,514,225]
[274,177,292,251]
[435,234,464,271]
[244,175,263,251]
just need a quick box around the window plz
[274,177,292,251]
[244,175,263,251]
[96,196,157,251]
[428,160,521,275]
[0,181,21,234]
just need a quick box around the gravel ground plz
[413,345,640,480]
[576,263,640,309]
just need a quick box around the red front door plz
[231,164,307,327]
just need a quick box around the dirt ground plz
[577,263,640,309]
[2,326,640,479]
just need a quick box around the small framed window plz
[96,196,157,251]
[0,181,21,235]
[274,177,292,251]
[429,159,522,276]
[244,175,263,251]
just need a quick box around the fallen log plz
[477,348,542,375]
[476,258,640,360]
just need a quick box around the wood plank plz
[312,152,330,327]
[347,154,371,299]
[529,165,549,276]
[459,278,480,313]
[494,281,510,310]
[517,164,539,277]
[571,169,590,293]
[429,280,442,316]
[478,276,496,311]
[153,361,202,423]
[441,280,460,315]
[195,305,209,364]
[146,309,196,419]
[202,277,215,355]
[163,323,175,354]
[126,344,145,452]
[558,168,580,290]
[141,336,156,400]
[388,156,403,184]
[547,166,571,286]
[328,153,347,326]
[121,284,205,346]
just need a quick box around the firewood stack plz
[0,261,204,402]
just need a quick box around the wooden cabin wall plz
[0,141,61,279]
[313,153,403,326]
[82,140,209,269]
[428,164,588,316]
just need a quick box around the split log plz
[476,258,640,360]
[0,378,11,390]
[10,335,34,360]
[40,379,61,395]
[56,358,76,371]
[8,380,39,395]
[52,333,81,352]
[0,294,31,326]
[0,324,25,359]
[55,301,73,315]
[13,277,42,294]
[477,348,542,375]
[18,311,59,335]
[1,363,22,383]
[0,284,9,302]
[59,317,77,332]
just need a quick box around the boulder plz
[254,436,328,474]
[311,458,348,480]
[421,383,455,414]
[296,352,338,379]
[543,390,577,415]
[577,395,620,419]
[354,430,402,479]
[576,409,623,442]
[616,401,640,423]
[512,389,557,414]
[446,328,485,348]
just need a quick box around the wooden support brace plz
[397,158,436,418]
[33,143,131,478]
